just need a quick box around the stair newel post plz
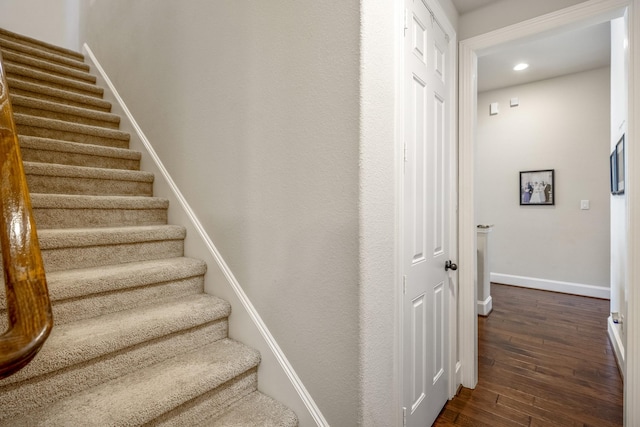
[0,51,53,379]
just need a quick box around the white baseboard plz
[490,273,610,299]
[608,316,625,379]
[477,296,492,316]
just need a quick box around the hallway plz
[434,284,623,426]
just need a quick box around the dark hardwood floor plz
[434,284,623,427]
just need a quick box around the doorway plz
[458,0,640,424]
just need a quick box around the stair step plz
[20,136,140,170]
[7,77,111,112]
[1,50,96,84]
[5,339,259,427]
[12,94,120,129]
[47,257,207,324]
[31,194,168,229]
[15,114,129,148]
[0,27,85,62]
[155,388,299,427]
[0,296,232,423]
[5,293,228,381]
[0,257,207,324]
[24,162,153,196]
[0,37,89,72]
[5,62,103,98]
[37,224,185,272]
[206,391,299,427]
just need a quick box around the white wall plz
[80,1,362,425]
[610,15,628,359]
[359,0,396,424]
[458,0,589,40]
[475,67,611,289]
[0,0,79,51]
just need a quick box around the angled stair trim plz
[84,43,328,427]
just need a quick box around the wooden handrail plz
[0,52,52,379]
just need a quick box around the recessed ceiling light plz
[513,63,529,71]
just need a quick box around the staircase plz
[0,28,298,426]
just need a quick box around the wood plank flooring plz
[434,284,623,427]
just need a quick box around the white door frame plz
[395,0,459,424]
[458,0,640,424]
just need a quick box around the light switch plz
[510,98,519,107]
[580,200,590,210]
[489,102,499,115]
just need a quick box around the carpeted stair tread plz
[1,294,231,386]
[1,50,96,84]
[24,162,149,181]
[0,37,89,72]
[5,62,103,97]
[20,135,140,170]
[7,77,112,112]
[46,257,206,302]
[0,27,84,62]
[207,391,299,427]
[8,339,260,427]
[15,113,129,148]
[24,162,153,197]
[0,323,229,424]
[38,224,185,249]
[11,94,120,128]
[37,225,186,272]
[31,193,169,229]
[0,256,206,309]
[46,258,206,325]
[31,193,168,209]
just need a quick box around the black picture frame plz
[615,135,625,195]
[610,150,618,194]
[520,169,555,205]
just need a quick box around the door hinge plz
[402,407,407,426]
[403,275,407,295]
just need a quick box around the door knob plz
[445,260,458,271]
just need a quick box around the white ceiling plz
[450,0,501,14]
[450,0,612,93]
[477,21,611,92]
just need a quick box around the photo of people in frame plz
[520,170,554,205]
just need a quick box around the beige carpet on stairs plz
[0,26,298,427]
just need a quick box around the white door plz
[402,0,452,425]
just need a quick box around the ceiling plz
[449,0,611,93]
[450,0,501,14]
[477,21,611,92]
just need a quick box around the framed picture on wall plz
[520,169,555,205]
[615,135,625,195]
[610,150,618,194]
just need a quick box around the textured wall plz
[80,1,361,424]
[475,67,611,287]
[0,0,79,50]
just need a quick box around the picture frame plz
[520,169,554,205]
[610,150,618,194]
[615,135,625,195]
